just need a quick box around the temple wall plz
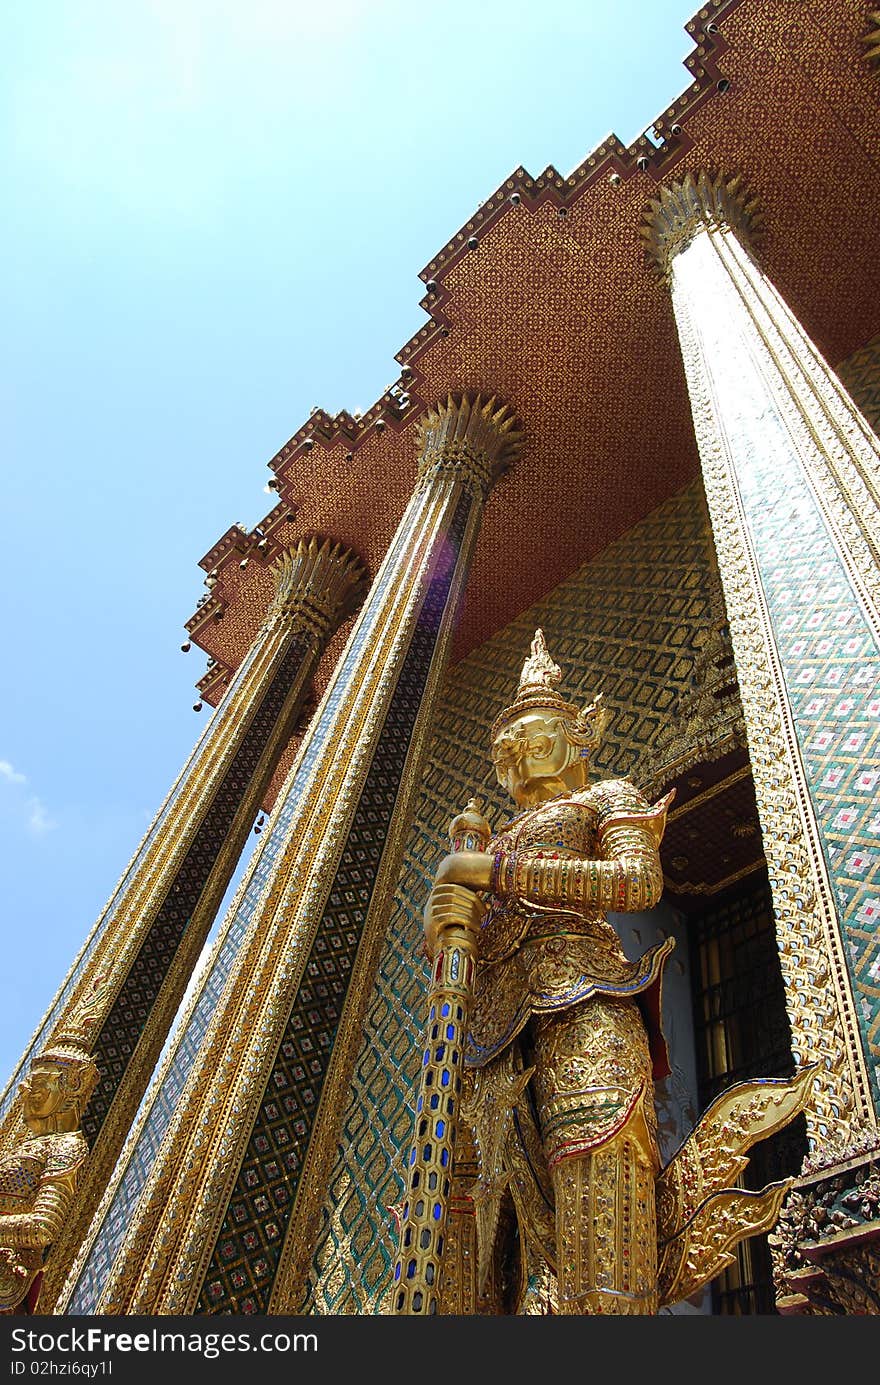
[298,332,880,1313]
[302,477,719,1311]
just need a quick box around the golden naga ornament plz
[393,630,812,1314]
[0,977,105,1314]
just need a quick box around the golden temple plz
[2,0,880,1316]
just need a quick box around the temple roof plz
[185,0,880,801]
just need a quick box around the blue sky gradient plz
[1,1,701,1085]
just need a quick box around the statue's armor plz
[460,778,673,1314]
[401,636,814,1318]
[0,1131,87,1313]
[467,779,672,1084]
[440,777,812,1314]
[0,1133,86,1206]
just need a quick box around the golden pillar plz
[64,395,522,1316]
[1,536,366,1312]
[642,172,880,1308]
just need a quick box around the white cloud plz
[27,798,57,836]
[0,759,56,835]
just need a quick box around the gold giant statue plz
[393,631,812,1315]
[0,980,103,1313]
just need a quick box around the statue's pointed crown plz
[517,628,563,700]
[490,629,609,752]
[36,973,108,1072]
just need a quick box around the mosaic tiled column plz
[0,536,366,1312]
[67,395,522,1316]
[642,172,880,1154]
[302,483,721,1314]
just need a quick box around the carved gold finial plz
[490,629,609,751]
[865,11,880,70]
[490,628,574,736]
[39,972,108,1078]
[449,798,492,852]
[517,628,562,698]
[266,536,368,639]
[415,393,524,495]
[641,171,763,281]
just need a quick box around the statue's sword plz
[390,800,491,1314]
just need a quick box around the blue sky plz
[1,1,701,1086]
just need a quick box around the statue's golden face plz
[491,710,571,804]
[21,1063,66,1123]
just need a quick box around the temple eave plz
[180,0,880,722]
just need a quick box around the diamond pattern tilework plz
[69,493,427,1312]
[81,635,314,1144]
[67,636,317,1312]
[195,490,473,1314]
[304,480,723,1312]
[732,425,880,1107]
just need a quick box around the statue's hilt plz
[391,800,490,1314]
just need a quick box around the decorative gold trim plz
[711,229,880,627]
[771,1124,880,1314]
[668,236,874,1138]
[84,396,517,1314]
[865,11,880,71]
[641,171,762,284]
[666,764,753,821]
[169,559,436,1310]
[663,858,764,898]
[269,488,486,1312]
[57,737,307,1310]
[44,641,315,1311]
[416,394,523,496]
[106,497,442,1313]
[40,540,367,1311]
[266,537,368,641]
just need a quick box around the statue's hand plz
[423,882,486,961]
[434,851,493,891]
